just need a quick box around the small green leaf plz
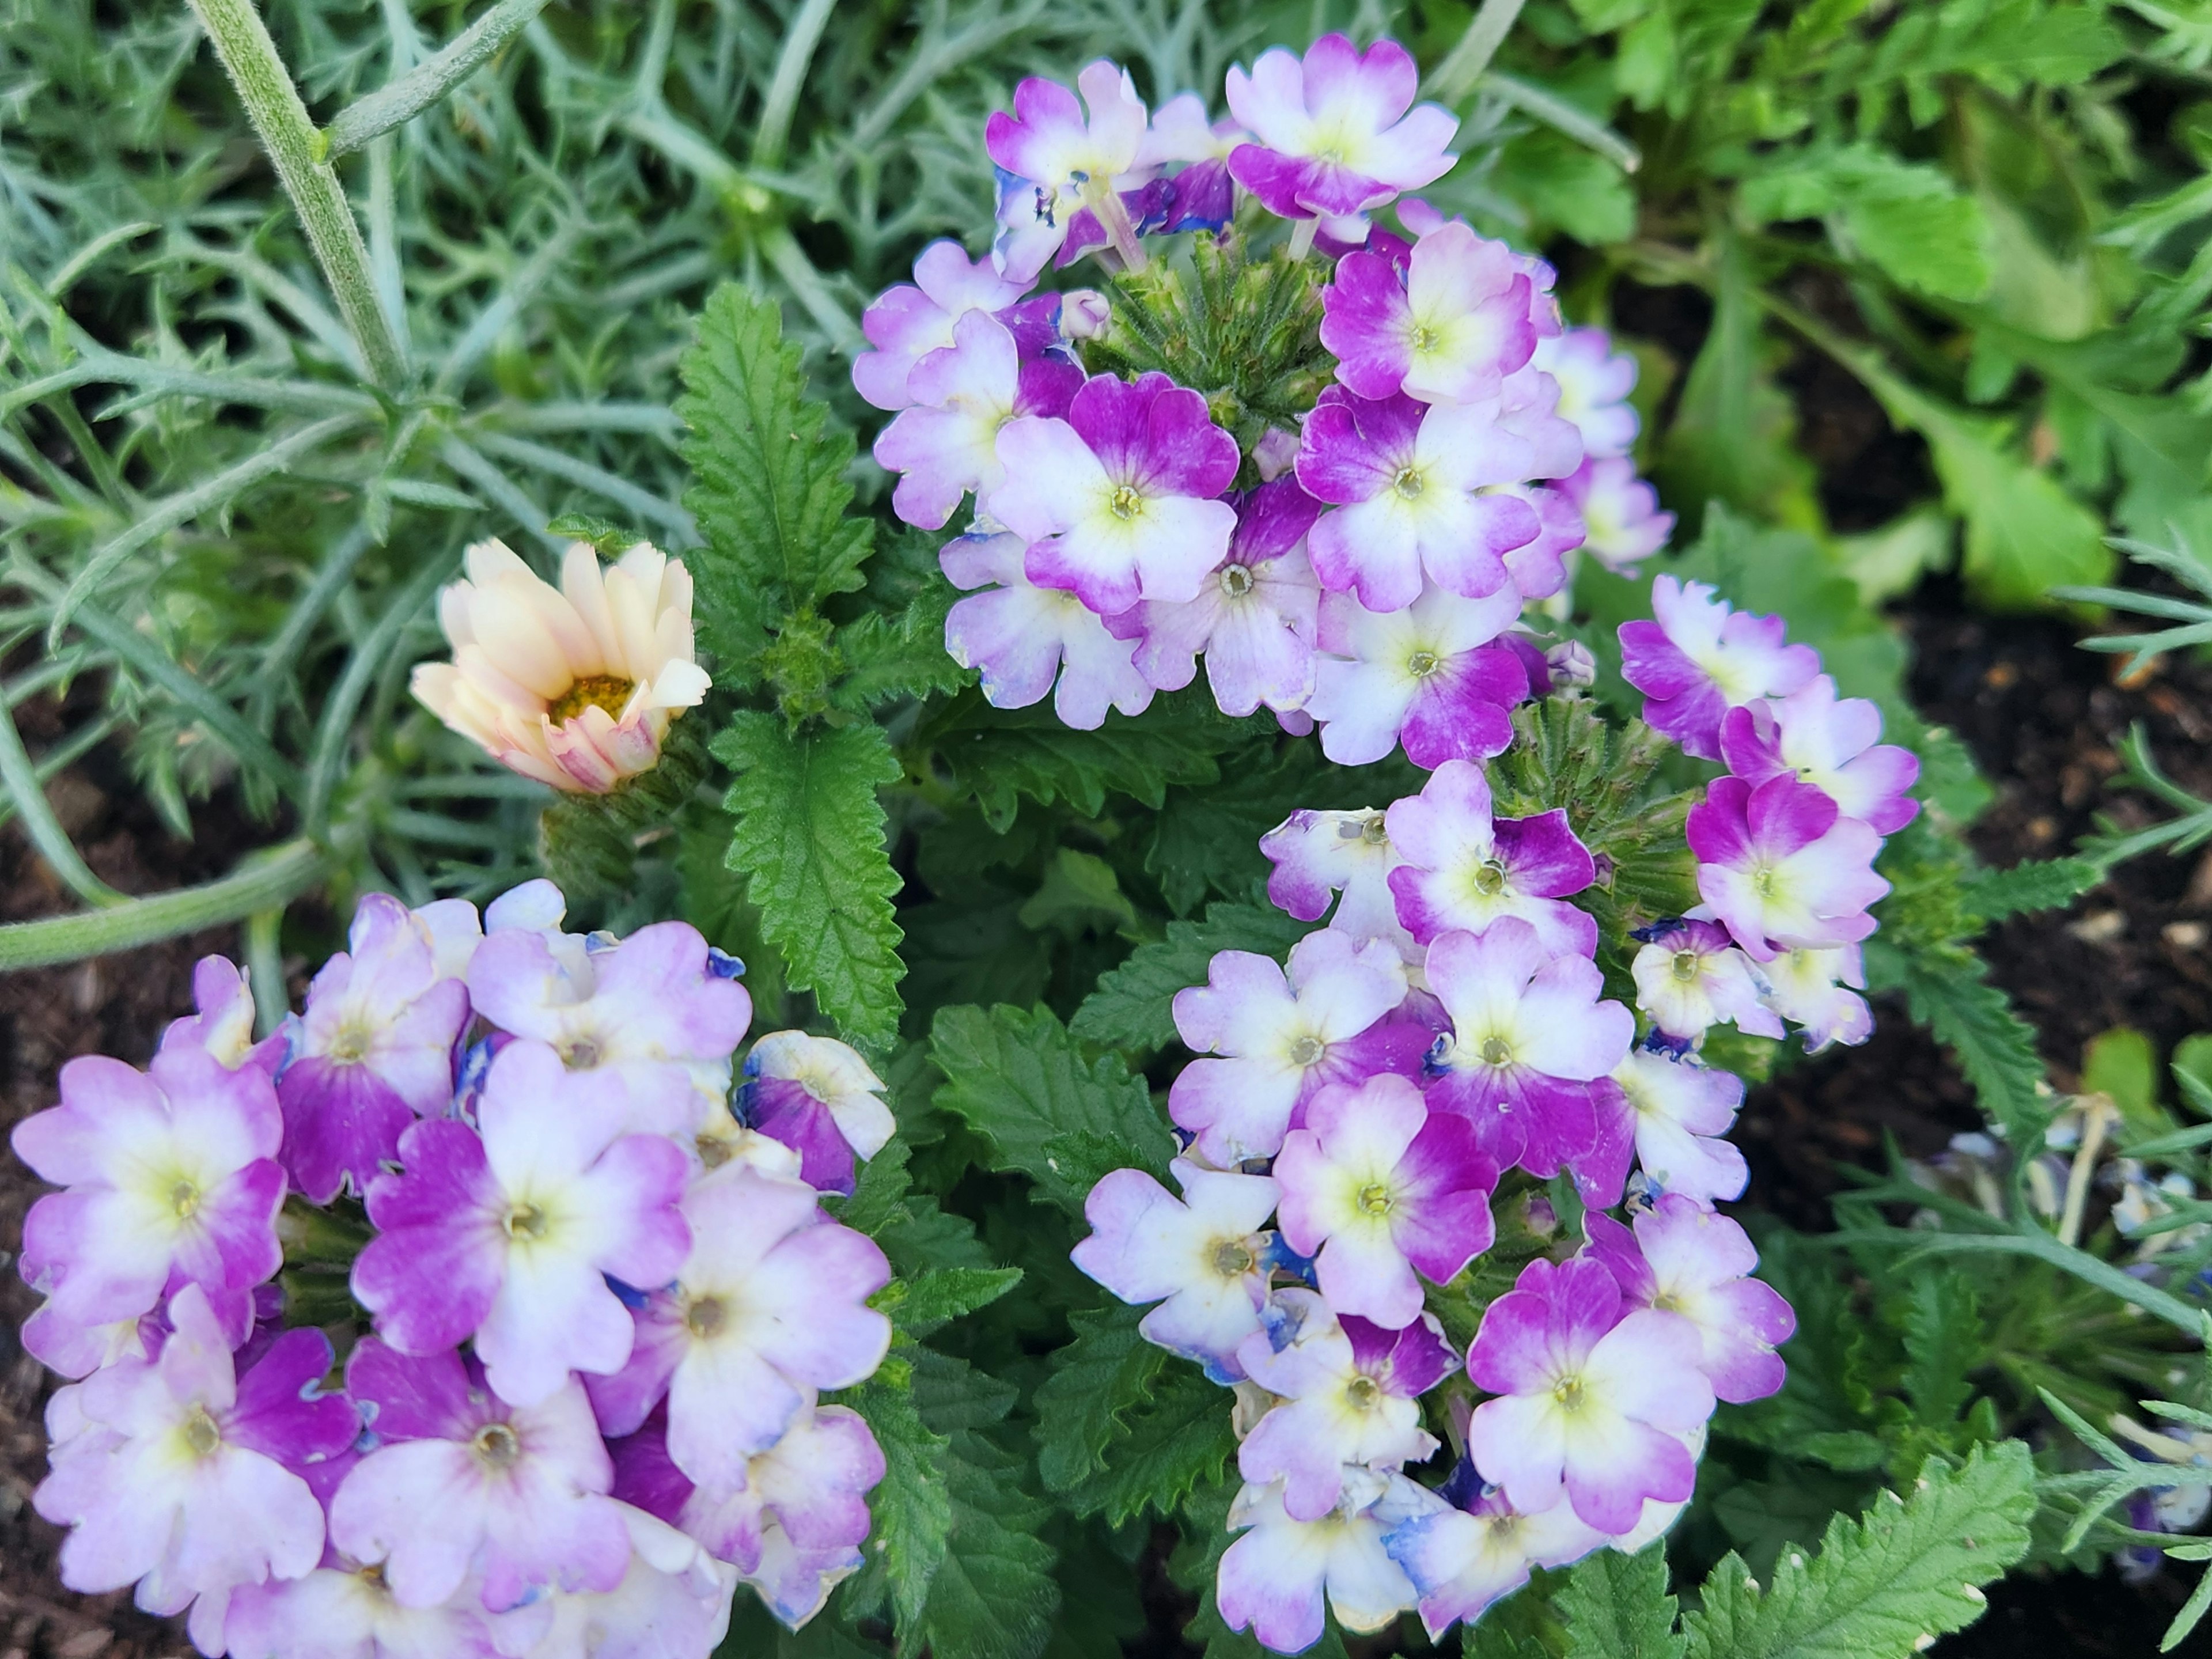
[888,1266,1024,1339]
[1560,1541,1687,1659]
[1071,900,1313,1054]
[1958,857,2101,924]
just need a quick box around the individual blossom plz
[851,240,1036,410]
[1605,1048,1749,1205]
[411,539,710,794]
[1465,1256,1714,1534]
[522,1503,740,1658]
[1758,944,1874,1051]
[588,1165,891,1491]
[1297,389,1539,612]
[1235,1288,1455,1520]
[1225,35,1456,243]
[990,371,1241,615]
[1480,480,1585,603]
[1557,457,1672,572]
[350,1040,692,1408]
[158,956,284,1078]
[221,1559,503,1659]
[1687,776,1889,963]
[1307,582,1529,770]
[1216,1468,1423,1654]
[1071,1158,1282,1381]
[1383,1469,1605,1639]
[278,891,471,1205]
[987,61,1152,279]
[329,1341,631,1612]
[1138,92,1245,232]
[942,531,1155,728]
[1584,1197,1796,1403]
[13,1046,284,1373]
[740,1031,893,1197]
[1115,477,1324,717]
[1274,1074,1498,1329]
[1384,759,1598,957]
[1168,929,1416,1164]
[467,917,753,1136]
[1628,916,1782,1044]
[1719,675,1921,835]
[873,311,1084,529]
[32,1285,354,1618]
[1618,576,1820,760]
[1260,808,1412,957]
[1528,329,1639,459]
[1320,221,1535,404]
[1424,919,1635,1179]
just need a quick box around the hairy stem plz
[186,0,409,387]
[0,840,329,972]
[325,0,552,159]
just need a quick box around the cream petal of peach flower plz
[411,538,710,794]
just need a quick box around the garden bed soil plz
[5,590,2212,1654]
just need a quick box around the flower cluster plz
[12,882,896,1657]
[855,35,1672,748]
[1626,576,1919,1056]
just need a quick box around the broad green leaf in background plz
[1741,146,1991,302]
[716,713,906,1050]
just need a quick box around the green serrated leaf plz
[1865,940,2048,1149]
[834,579,969,711]
[1062,1362,1236,1525]
[1070,899,1313,1054]
[844,1372,955,1637]
[1683,1442,2033,1659]
[716,712,905,1050]
[1560,1541,1687,1659]
[677,283,871,671]
[1035,1302,1168,1491]
[929,1004,1173,1209]
[1898,1270,1983,1432]
[888,1266,1024,1339]
[1958,856,2101,924]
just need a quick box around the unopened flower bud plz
[1060,288,1112,339]
[1251,426,1300,481]
[1545,639,1597,688]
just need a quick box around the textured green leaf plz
[846,1372,954,1638]
[1070,900,1313,1054]
[1683,1442,2033,1659]
[1898,1270,1983,1430]
[834,580,969,711]
[884,1266,1024,1339]
[1958,856,2101,924]
[677,283,870,668]
[716,713,905,1050]
[1034,1302,1168,1491]
[1561,1541,1688,1659]
[1062,1362,1236,1525]
[1865,941,2048,1147]
[1743,146,1989,301]
[929,1004,1174,1209]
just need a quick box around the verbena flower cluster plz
[854,35,1673,744]
[12,882,896,1657]
[887,32,1929,1653]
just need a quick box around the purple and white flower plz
[1320,222,1535,404]
[851,241,1035,411]
[330,1341,632,1612]
[740,1032,893,1197]
[13,1046,284,1372]
[32,1286,353,1616]
[1424,919,1636,1178]
[1224,35,1456,242]
[1558,457,1673,571]
[1719,676,1921,835]
[942,531,1154,728]
[1297,389,1539,612]
[1528,329,1639,460]
[1585,1197,1796,1403]
[159,956,284,1078]
[221,1558,503,1659]
[873,310,1085,529]
[1274,1074,1498,1329]
[1606,1048,1749,1205]
[988,371,1241,615]
[1115,478,1323,717]
[1217,1469,1423,1653]
[1308,583,1529,770]
[1619,577,1821,760]
[1259,807,1413,957]
[277,891,471,1204]
[350,1039,692,1407]
[1384,759,1598,957]
[1235,1288,1455,1519]
[1759,944,1874,1051]
[987,62,1152,279]
[1628,917,1782,1043]
[1384,1476,1606,1639]
[1071,1158,1282,1381]
[1465,1256,1714,1534]
[1687,776,1889,963]
[1137,92,1245,232]
[588,1165,891,1490]
[1168,929,1416,1165]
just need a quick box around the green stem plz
[752,0,838,172]
[1484,70,1639,173]
[185,0,409,388]
[0,840,330,972]
[324,0,552,158]
[1845,1224,2212,1340]
[1427,0,1525,103]
[0,697,124,908]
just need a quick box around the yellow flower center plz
[1552,1374,1587,1413]
[1479,1036,1513,1067]
[1392,464,1425,500]
[503,1202,548,1240]
[1288,1034,1325,1067]
[557,1033,603,1070]
[1109,483,1145,521]
[1410,324,1439,354]
[1218,563,1255,598]
[1671,949,1702,982]
[1212,1239,1256,1277]
[1407,649,1440,679]
[1346,1374,1382,1410]
[1356,1181,1393,1217]
[1472,860,1507,896]
[472,1422,522,1471]
[696,1134,733,1169]
[686,1296,728,1339]
[547,674,636,725]
[182,1404,222,1457]
[1361,812,1389,846]
[1752,865,1779,898]
[170,1179,202,1219]
[328,1022,373,1064]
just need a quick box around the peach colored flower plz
[411,539,710,794]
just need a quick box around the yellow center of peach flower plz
[1473,861,1506,896]
[1552,1374,1587,1413]
[547,674,636,725]
[504,1203,548,1240]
